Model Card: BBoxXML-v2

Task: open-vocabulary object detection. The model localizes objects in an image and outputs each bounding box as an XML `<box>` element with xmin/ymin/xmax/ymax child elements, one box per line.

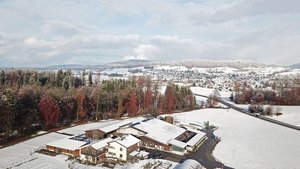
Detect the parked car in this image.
<box><xmin>254</xmin><ymin>113</ymin><xmax>260</xmax><ymax>117</ymax></box>
<box><xmin>148</xmin><ymin>152</ymin><xmax>162</xmax><ymax>159</ymax></box>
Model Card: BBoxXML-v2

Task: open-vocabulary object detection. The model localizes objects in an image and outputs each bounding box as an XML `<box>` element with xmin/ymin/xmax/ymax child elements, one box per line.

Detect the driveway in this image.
<box><xmin>186</xmin><ymin>132</ymin><xmax>234</xmax><ymax>169</ymax></box>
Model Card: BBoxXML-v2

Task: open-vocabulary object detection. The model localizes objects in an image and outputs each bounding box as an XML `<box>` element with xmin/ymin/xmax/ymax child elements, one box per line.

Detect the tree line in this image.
<box><xmin>232</xmin><ymin>80</ymin><xmax>300</xmax><ymax>105</ymax></box>
<box><xmin>0</xmin><ymin>69</ymin><xmax>196</xmax><ymax>144</ymax></box>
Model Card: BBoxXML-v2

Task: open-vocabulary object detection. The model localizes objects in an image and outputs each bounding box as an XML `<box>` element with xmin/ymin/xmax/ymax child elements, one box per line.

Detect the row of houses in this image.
<box><xmin>45</xmin><ymin>117</ymin><xmax>207</xmax><ymax>164</ymax></box>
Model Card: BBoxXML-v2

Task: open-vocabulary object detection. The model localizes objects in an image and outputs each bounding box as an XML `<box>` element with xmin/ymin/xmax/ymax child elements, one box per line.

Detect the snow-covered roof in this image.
<box><xmin>138</xmin><ymin>150</ymin><xmax>149</xmax><ymax>157</ymax></box>
<box><xmin>91</xmin><ymin>137</ymin><xmax>113</xmax><ymax>150</ymax></box>
<box><xmin>99</xmin><ymin>118</ymin><xmax>142</xmax><ymax>133</ymax></box>
<box><xmin>111</xmin><ymin>135</ymin><xmax>141</xmax><ymax>148</ymax></box>
<box><xmin>169</xmin><ymin>139</ymin><xmax>187</xmax><ymax>149</ymax></box>
<box><xmin>174</xmin><ymin>159</ymin><xmax>203</xmax><ymax>169</ymax></box>
<box><xmin>129</xmin><ymin>151</ymin><xmax>139</xmax><ymax>157</ymax></box>
<box><xmin>169</xmin><ymin>131</ymin><xmax>207</xmax><ymax>149</ymax></box>
<box><xmin>46</xmin><ymin>138</ymin><xmax>87</xmax><ymax>151</ymax></box>
<box><xmin>187</xmin><ymin>132</ymin><xmax>206</xmax><ymax>147</ymax></box>
<box><xmin>133</xmin><ymin>118</ymin><xmax>186</xmax><ymax>145</ymax></box>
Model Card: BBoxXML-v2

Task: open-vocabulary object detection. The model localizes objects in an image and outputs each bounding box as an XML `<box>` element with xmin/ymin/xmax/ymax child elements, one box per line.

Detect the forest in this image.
<box><xmin>0</xmin><ymin>69</ymin><xmax>197</xmax><ymax>144</ymax></box>
<box><xmin>232</xmin><ymin>80</ymin><xmax>300</xmax><ymax>105</ymax></box>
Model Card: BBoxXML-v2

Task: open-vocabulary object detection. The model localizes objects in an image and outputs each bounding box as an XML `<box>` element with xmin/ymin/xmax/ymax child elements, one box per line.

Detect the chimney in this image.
<box><xmin>165</xmin><ymin>116</ymin><xmax>173</xmax><ymax>124</ymax></box>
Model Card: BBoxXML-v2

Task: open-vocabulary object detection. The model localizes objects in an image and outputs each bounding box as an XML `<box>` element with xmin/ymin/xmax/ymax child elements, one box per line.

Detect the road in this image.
<box><xmin>186</xmin><ymin>131</ymin><xmax>234</xmax><ymax>169</ymax></box>
<box><xmin>141</xmin><ymin>131</ymin><xmax>234</xmax><ymax>169</ymax></box>
<box><xmin>194</xmin><ymin>93</ymin><xmax>300</xmax><ymax>131</ymax></box>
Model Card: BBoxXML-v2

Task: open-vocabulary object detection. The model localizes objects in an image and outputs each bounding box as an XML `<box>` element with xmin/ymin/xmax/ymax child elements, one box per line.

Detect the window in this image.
<box><xmin>120</xmin><ymin>148</ymin><xmax>123</xmax><ymax>151</ymax></box>
<box><xmin>108</xmin><ymin>152</ymin><xmax>116</xmax><ymax>155</ymax></box>
<box><xmin>120</xmin><ymin>154</ymin><xmax>123</xmax><ymax>158</ymax></box>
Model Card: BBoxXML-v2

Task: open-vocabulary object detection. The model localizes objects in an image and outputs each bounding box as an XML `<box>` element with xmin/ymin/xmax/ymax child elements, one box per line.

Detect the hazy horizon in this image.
<box><xmin>1</xmin><ymin>0</ymin><xmax>300</xmax><ymax>67</ymax></box>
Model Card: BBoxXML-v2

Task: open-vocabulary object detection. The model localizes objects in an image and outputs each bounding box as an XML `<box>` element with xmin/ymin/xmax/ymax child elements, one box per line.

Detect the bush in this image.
<box><xmin>263</xmin><ymin>106</ymin><xmax>273</xmax><ymax>115</ymax></box>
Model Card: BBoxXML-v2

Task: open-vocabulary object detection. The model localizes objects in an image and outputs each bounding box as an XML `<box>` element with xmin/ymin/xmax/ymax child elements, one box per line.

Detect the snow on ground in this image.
<box><xmin>269</xmin><ymin>106</ymin><xmax>300</xmax><ymax>127</ymax></box>
<box><xmin>226</xmin><ymin>103</ymin><xmax>300</xmax><ymax>127</ymax></box>
<box><xmin>191</xmin><ymin>87</ymin><xmax>232</xmax><ymax>98</ymax></box>
<box><xmin>0</xmin><ymin>132</ymin><xmax>69</xmax><ymax>169</ymax></box>
<box><xmin>114</xmin><ymin>159</ymin><xmax>178</xmax><ymax>169</ymax></box>
<box><xmin>154</xmin><ymin>65</ymin><xmax>188</xmax><ymax>71</ymax></box>
<box><xmin>171</xmin><ymin>109</ymin><xmax>300</xmax><ymax>169</ymax></box>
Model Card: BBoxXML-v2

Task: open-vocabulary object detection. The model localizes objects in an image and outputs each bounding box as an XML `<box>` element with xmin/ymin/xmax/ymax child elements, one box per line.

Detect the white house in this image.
<box><xmin>107</xmin><ymin>135</ymin><xmax>141</xmax><ymax>161</ymax></box>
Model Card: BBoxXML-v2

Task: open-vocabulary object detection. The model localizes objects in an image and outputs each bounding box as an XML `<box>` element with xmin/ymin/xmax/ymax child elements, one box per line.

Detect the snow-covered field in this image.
<box><xmin>193</xmin><ymin>87</ymin><xmax>300</xmax><ymax>127</ymax></box>
<box><xmin>190</xmin><ymin>87</ymin><xmax>232</xmax><ymax>98</ymax></box>
<box><xmin>0</xmin><ymin>132</ymin><xmax>70</xmax><ymax>169</ymax></box>
<box><xmin>172</xmin><ymin>109</ymin><xmax>300</xmax><ymax>169</ymax></box>
<box><xmin>223</xmin><ymin>103</ymin><xmax>300</xmax><ymax>127</ymax></box>
<box><xmin>269</xmin><ymin>106</ymin><xmax>300</xmax><ymax>127</ymax></box>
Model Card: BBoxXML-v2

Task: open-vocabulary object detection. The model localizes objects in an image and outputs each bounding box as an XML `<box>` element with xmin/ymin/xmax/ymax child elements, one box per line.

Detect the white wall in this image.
<box><xmin>117</xmin><ymin>127</ymin><xmax>145</xmax><ymax>136</ymax></box>
<box><xmin>107</xmin><ymin>142</ymin><xmax>127</xmax><ymax>161</ymax></box>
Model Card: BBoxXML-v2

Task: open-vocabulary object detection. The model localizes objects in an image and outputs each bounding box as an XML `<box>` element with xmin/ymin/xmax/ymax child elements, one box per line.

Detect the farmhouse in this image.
<box><xmin>45</xmin><ymin>116</ymin><xmax>207</xmax><ymax>160</ymax></box>
<box><xmin>46</xmin><ymin>138</ymin><xmax>88</xmax><ymax>157</ymax></box>
<box><xmin>116</xmin><ymin>118</ymin><xmax>207</xmax><ymax>154</ymax></box>
<box><xmin>80</xmin><ymin>137</ymin><xmax>113</xmax><ymax>164</ymax></box>
<box><xmin>107</xmin><ymin>134</ymin><xmax>141</xmax><ymax>161</ymax></box>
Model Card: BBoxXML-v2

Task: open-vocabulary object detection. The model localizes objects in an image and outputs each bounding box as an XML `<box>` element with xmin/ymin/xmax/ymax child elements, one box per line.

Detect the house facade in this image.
<box><xmin>85</xmin><ymin>129</ymin><xmax>105</xmax><ymax>140</ymax></box>
<box><xmin>80</xmin><ymin>137</ymin><xmax>113</xmax><ymax>164</ymax></box>
<box><xmin>107</xmin><ymin>135</ymin><xmax>141</xmax><ymax>161</ymax></box>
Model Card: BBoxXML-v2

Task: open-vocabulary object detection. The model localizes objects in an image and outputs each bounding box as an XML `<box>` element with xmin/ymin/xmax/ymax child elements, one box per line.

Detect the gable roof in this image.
<box><xmin>46</xmin><ymin>138</ymin><xmax>87</xmax><ymax>151</ymax></box>
<box><xmin>90</xmin><ymin>137</ymin><xmax>113</xmax><ymax>150</ymax></box>
<box><xmin>133</xmin><ymin>118</ymin><xmax>186</xmax><ymax>145</ymax></box>
<box><xmin>169</xmin><ymin>131</ymin><xmax>207</xmax><ymax>149</ymax></box>
<box><xmin>109</xmin><ymin>135</ymin><xmax>141</xmax><ymax>148</ymax></box>
<box><xmin>99</xmin><ymin>117</ymin><xmax>143</xmax><ymax>133</ymax></box>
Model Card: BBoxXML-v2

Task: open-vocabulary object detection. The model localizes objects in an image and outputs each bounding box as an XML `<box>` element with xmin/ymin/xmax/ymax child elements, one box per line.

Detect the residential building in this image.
<box><xmin>80</xmin><ymin>137</ymin><xmax>113</xmax><ymax>164</ymax></box>
<box><xmin>107</xmin><ymin>135</ymin><xmax>141</xmax><ymax>161</ymax></box>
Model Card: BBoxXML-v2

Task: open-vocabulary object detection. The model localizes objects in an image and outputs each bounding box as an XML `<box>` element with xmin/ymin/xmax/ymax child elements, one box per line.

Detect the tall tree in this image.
<box><xmin>88</xmin><ymin>71</ymin><xmax>93</xmax><ymax>86</ymax></box>
<box><xmin>59</xmin><ymin>96</ymin><xmax>77</xmax><ymax>124</ymax></box>
<box><xmin>0</xmin><ymin>89</ymin><xmax>15</xmax><ymax>143</ymax></box>
<box><xmin>164</xmin><ymin>83</ymin><xmax>175</xmax><ymax>114</ymax></box>
<box><xmin>15</xmin><ymin>86</ymin><xmax>42</xmax><ymax>135</ymax></box>
<box><xmin>144</xmin><ymin>79</ymin><xmax>153</xmax><ymax>110</ymax></box>
<box><xmin>38</xmin><ymin>95</ymin><xmax>61</xmax><ymax>129</ymax></box>
<box><xmin>128</xmin><ymin>91</ymin><xmax>138</xmax><ymax>117</ymax></box>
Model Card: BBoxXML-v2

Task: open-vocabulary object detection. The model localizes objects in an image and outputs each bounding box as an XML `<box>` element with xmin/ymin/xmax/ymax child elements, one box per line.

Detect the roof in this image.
<box><xmin>99</xmin><ymin>118</ymin><xmax>142</xmax><ymax>133</ymax></box>
<box><xmin>46</xmin><ymin>138</ymin><xmax>87</xmax><ymax>151</ymax></box>
<box><xmin>91</xmin><ymin>137</ymin><xmax>113</xmax><ymax>150</ymax></box>
<box><xmin>110</xmin><ymin>135</ymin><xmax>141</xmax><ymax>148</ymax></box>
<box><xmin>129</xmin><ymin>150</ymin><xmax>149</xmax><ymax>157</ymax></box>
<box><xmin>133</xmin><ymin>118</ymin><xmax>186</xmax><ymax>145</ymax></box>
<box><xmin>186</xmin><ymin>131</ymin><xmax>207</xmax><ymax>147</ymax></box>
<box><xmin>168</xmin><ymin>139</ymin><xmax>187</xmax><ymax>149</ymax></box>
<box><xmin>174</xmin><ymin>159</ymin><xmax>203</xmax><ymax>169</ymax></box>
<box><xmin>169</xmin><ymin>131</ymin><xmax>207</xmax><ymax>149</ymax></box>
<box><xmin>129</xmin><ymin>151</ymin><xmax>139</xmax><ymax>157</ymax></box>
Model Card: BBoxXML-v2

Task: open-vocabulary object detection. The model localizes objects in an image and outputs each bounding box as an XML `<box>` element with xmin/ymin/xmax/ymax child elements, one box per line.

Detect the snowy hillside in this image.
<box><xmin>171</xmin><ymin>109</ymin><xmax>300</xmax><ymax>169</ymax></box>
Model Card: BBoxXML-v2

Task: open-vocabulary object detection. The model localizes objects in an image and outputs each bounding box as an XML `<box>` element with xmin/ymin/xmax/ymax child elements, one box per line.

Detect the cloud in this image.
<box><xmin>0</xmin><ymin>0</ymin><xmax>300</xmax><ymax>66</ymax></box>
<box><xmin>124</xmin><ymin>44</ymin><xmax>160</xmax><ymax>60</ymax></box>
<box><xmin>41</xmin><ymin>21</ymin><xmax>85</xmax><ymax>37</ymax></box>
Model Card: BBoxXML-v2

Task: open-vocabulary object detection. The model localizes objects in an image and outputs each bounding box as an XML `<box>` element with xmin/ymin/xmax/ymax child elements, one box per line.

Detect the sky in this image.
<box><xmin>0</xmin><ymin>0</ymin><xmax>300</xmax><ymax>67</ymax></box>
